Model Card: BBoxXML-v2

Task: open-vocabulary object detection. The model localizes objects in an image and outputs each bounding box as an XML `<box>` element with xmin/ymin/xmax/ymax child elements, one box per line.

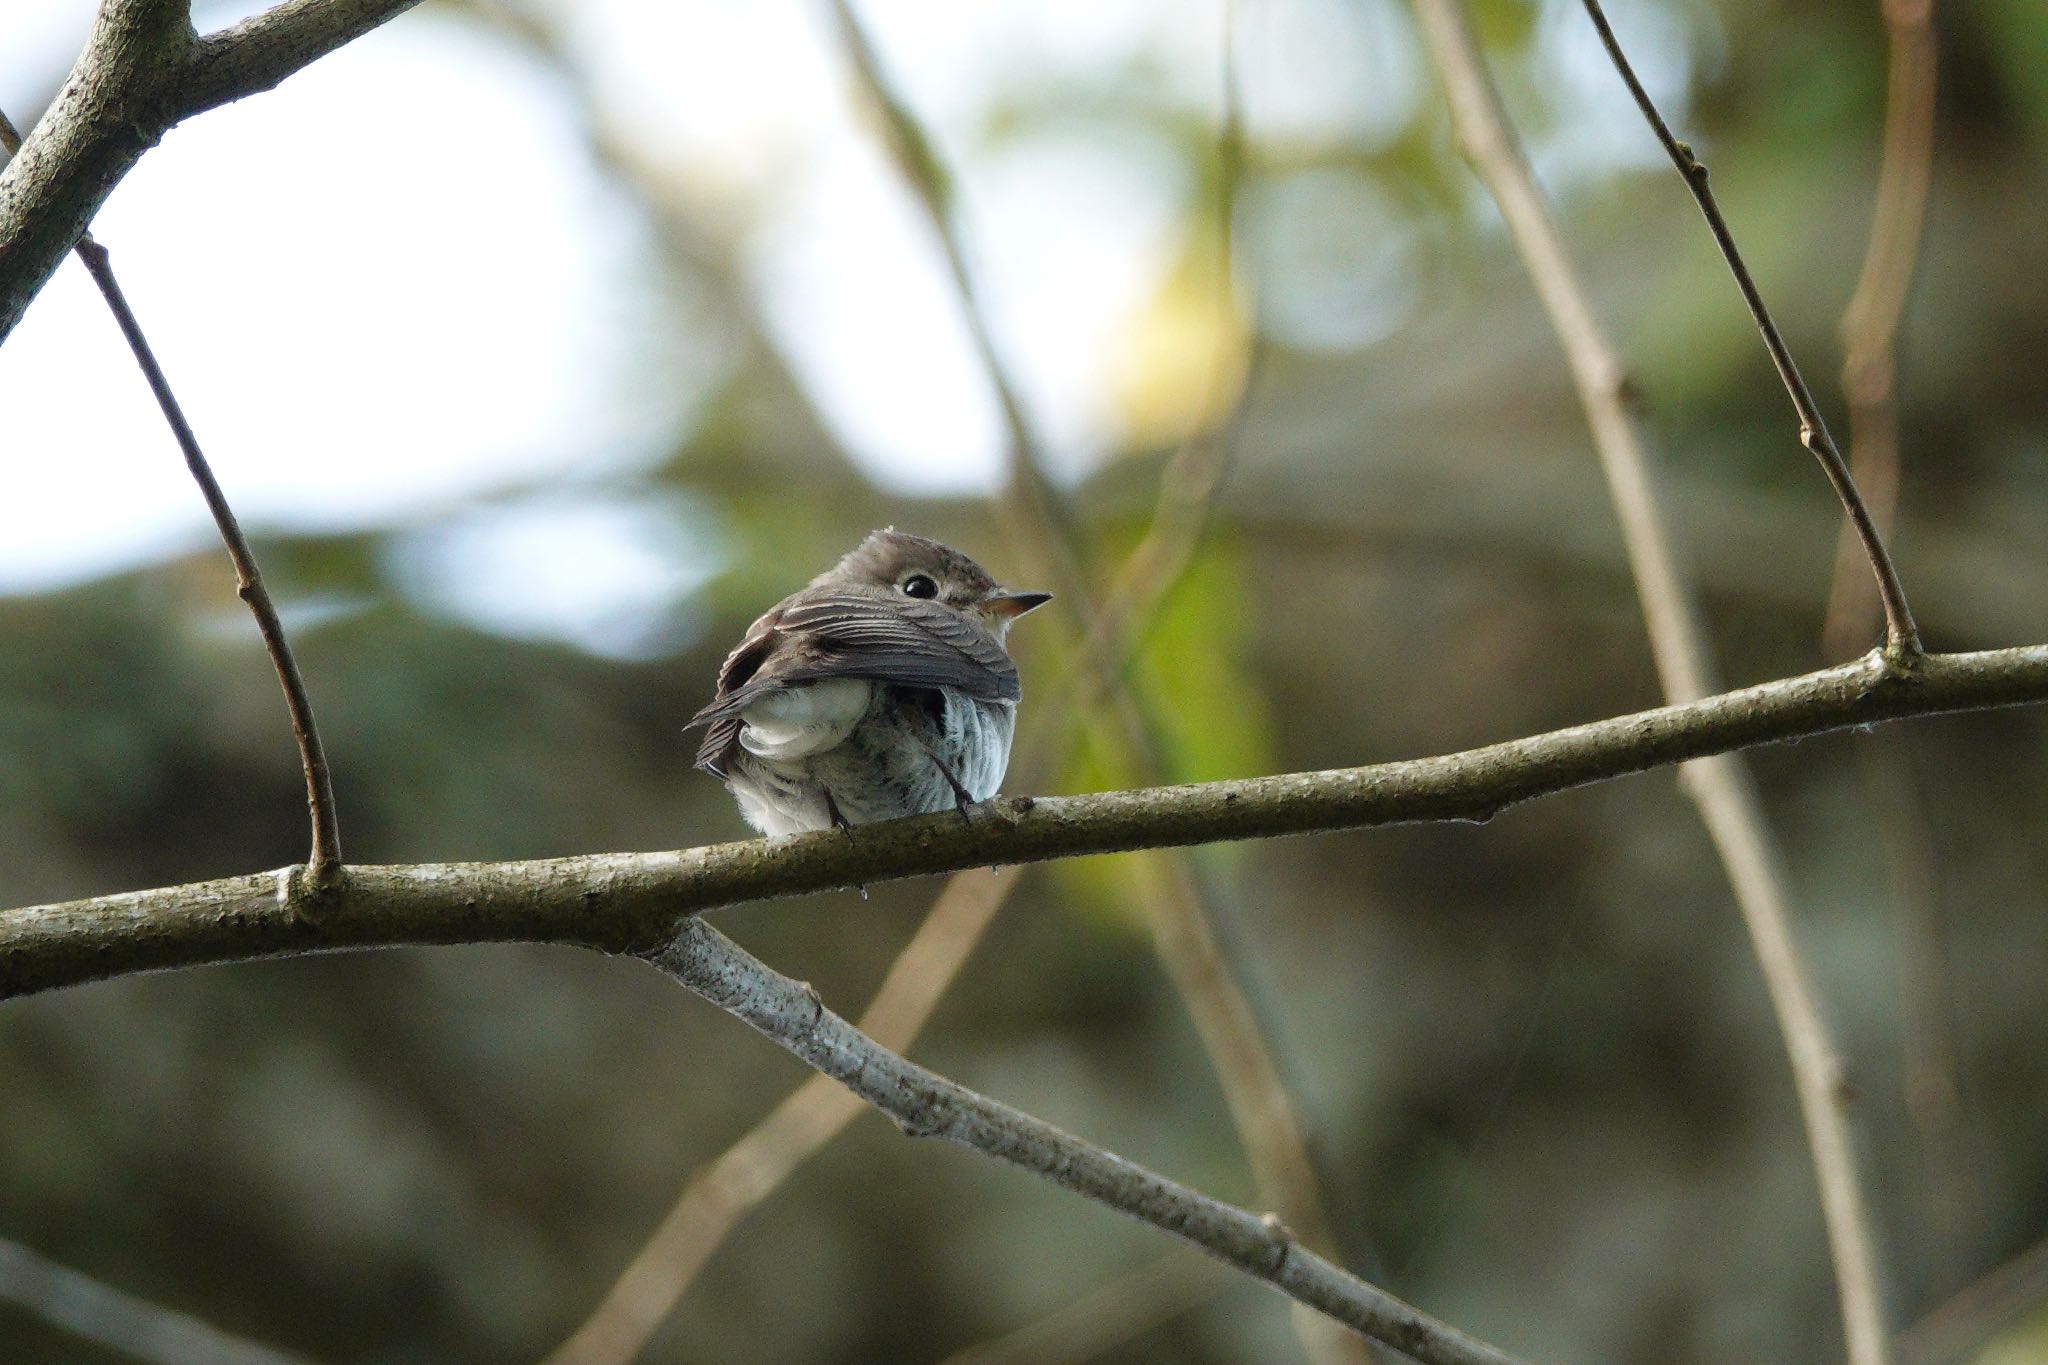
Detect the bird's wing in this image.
<box><xmin>686</xmin><ymin>590</ymin><xmax>1018</xmax><ymax>775</ymax></box>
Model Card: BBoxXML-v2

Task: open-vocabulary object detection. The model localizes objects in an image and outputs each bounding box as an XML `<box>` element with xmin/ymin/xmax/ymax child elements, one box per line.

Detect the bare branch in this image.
<box><xmin>543</xmin><ymin>867</ymin><xmax>1013</xmax><ymax>1365</ymax></box>
<box><xmin>0</xmin><ymin>0</ymin><xmax>194</xmax><ymax>343</ymax></box>
<box><xmin>3</xmin><ymin>645</ymin><xmax>2046</xmax><ymax>1002</ymax></box>
<box><xmin>0</xmin><ymin>1232</ymin><xmax>309</xmax><ymax>1365</ymax></box>
<box><xmin>180</xmin><ymin>0</ymin><xmax>426</xmax><ymax>115</ymax></box>
<box><xmin>0</xmin><ymin>109</ymin><xmax>343</xmax><ymax>880</ymax></box>
<box><xmin>650</xmin><ymin>918</ymin><xmax>1525</xmax><ymax>1365</ymax></box>
<box><xmin>0</xmin><ymin>0</ymin><xmax>421</xmax><ymax>344</ymax></box>
<box><xmin>1575</xmin><ymin>0</ymin><xmax>1921</xmax><ymax>658</ymax></box>
<box><xmin>75</xmin><ymin>241</ymin><xmax>343</xmax><ymax>880</ymax></box>
<box><xmin>1408</xmin><ymin>3</ymin><xmax>1898</xmax><ymax>1359</ymax></box>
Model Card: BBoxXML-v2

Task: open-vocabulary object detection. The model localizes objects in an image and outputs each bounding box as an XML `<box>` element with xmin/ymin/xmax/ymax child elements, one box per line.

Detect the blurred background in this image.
<box><xmin>3</xmin><ymin>0</ymin><xmax>2046</xmax><ymax>1360</ymax></box>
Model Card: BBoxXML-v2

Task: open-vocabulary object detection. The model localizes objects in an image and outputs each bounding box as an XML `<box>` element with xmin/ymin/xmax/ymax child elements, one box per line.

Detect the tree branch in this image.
<box><xmin>4</xmin><ymin>645</ymin><xmax>2045</xmax><ymax>1001</ymax></box>
<box><xmin>179</xmin><ymin>0</ymin><xmax>425</xmax><ymax>116</ymax></box>
<box><xmin>544</xmin><ymin>868</ymin><xmax>1016</xmax><ymax>1365</ymax></box>
<box><xmin>1575</xmin><ymin>0</ymin><xmax>1921</xmax><ymax>658</ymax></box>
<box><xmin>0</xmin><ymin>0</ymin><xmax>422</xmax><ymax>344</ymax></box>
<box><xmin>72</xmin><ymin>234</ymin><xmax>344</xmax><ymax>881</ymax></box>
<box><xmin>649</xmin><ymin>918</ymin><xmax>1524</xmax><ymax>1365</ymax></box>
<box><xmin>0</xmin><ymin>1232</ymin><xmax>309</xmax><ymax>1365</ymax></box>
<box><xmin>1410</xmin><ymin>3</ymin><xmax>1898</xmax><ymax>1359</ymax></box>
<box><xmin>0</xmin><ymin>107</ymin><xmax>344</xmax><ymax>880</ymax></box>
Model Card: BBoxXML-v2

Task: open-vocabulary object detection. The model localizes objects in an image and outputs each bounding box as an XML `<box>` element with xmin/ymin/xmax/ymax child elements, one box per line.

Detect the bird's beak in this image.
<box><xmin>982</xmin><ymin>590</ymin><xmax>1052</xmax><ymax>619</ymax></box>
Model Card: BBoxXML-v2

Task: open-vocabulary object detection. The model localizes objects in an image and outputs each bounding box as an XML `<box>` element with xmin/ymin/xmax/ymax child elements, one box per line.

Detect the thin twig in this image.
<box><xmin>650</xmin><ymin>918</ymin><xmax>1526</xmax><ymax>1365</ymax></box>
<box><xmin>1408</xmin><ymin>2</ymin><xmax>1893</xmax><ymax>1360</ymax></box>
<box><xmin>0</xmin><ymin>1233</ymin><xmax>311</xmax><ymax>1365</ymax></box>
<box><xmin>5</xmin><ymin>644</ymin><xmax>2047</xmax><ymax>1002</ymax></box>
<box><xmin>0</xmin><ymin>111</ymin><xmax>342</xmax><ymax>885</ymax></box>
<box><xmin>1575</xmin><ymin>0</ymin><xmax>1921</xmax><ymax>660</ymax></box>
<box><xmin>816</xmin><ymin>8</ymin><xmax>1364</xmax><ymax>1361</ymax></box>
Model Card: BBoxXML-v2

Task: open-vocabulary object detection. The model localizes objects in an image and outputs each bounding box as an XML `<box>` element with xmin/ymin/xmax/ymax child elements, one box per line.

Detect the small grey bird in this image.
<box><xmin>687</xmin><ymin>530</ymin><xmax>1050</xmax><ymax>837</ymax></box>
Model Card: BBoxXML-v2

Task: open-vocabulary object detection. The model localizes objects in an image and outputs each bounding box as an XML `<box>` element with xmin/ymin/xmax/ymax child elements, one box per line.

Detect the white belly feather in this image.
<box><xmin>725</xmin><ymin>681</ymin><xmax>1017</xmax><ymax>837</ymax></box>
<box><xmin>737</xmin><ymin>677</ymin><xmax>874</xmax><ymax>761</ymax></box>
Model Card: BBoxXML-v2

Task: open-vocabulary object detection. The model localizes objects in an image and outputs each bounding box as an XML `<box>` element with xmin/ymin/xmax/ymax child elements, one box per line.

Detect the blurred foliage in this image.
<box><xmin>5</xmin><ymin>0</ymin><xmax>2048</xmax><ymax>1363</ymax></box>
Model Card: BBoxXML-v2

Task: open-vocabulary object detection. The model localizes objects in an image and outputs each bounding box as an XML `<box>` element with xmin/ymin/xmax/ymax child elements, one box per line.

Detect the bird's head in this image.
<box><xmin>821</xmin><ymin>529</ymin><xmax>1051</xmax><ymax>637</ymax></box>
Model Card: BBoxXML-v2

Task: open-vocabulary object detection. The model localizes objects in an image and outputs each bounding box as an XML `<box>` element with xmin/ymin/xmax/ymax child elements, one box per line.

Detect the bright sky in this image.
<box><xmin>0</xmin><ymin>0</ymin><xmax>1692</xmax><ymax>655</ymax></box>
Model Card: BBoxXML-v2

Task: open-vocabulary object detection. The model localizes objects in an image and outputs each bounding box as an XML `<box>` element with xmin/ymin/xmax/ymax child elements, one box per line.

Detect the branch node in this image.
<box><xmin>274</xmin><ymin>863</ymin><xmax>326</xmax><ymax>926</ymax></box>
<box><xmin>1262</xmin><ymin>1211</ymin><xmax>1297</xmax><ymax>1272</ymax></box>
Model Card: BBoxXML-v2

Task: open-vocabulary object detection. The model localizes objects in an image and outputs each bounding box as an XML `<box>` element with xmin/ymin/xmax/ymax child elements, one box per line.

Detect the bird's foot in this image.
<box><xmin>823</xmin><ymin>789</ymin><xmax>867</xmax><ymax>899</ymax></box>
<box><xmin>919</xmin><ymin>743</ymin><xmax>977</xmax><ymax>825</ymax></box>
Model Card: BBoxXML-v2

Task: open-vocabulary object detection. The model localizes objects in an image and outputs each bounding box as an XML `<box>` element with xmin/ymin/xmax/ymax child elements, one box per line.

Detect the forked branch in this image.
<box><xmin>0</xmin><ymin>0</ymin><xmax>425</xmax><ymax>343</ymax></box>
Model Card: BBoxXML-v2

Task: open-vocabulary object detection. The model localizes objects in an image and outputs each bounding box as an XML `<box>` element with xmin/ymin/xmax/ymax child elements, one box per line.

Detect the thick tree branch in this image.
<box><xmin>179</xmin><ymin>0</ymin><xmax>425</xmax><ymax>116</ymax></box>
<box><xmin>3</xmin><ymin>645</ymin><xmax>2045</xmax><ymax>1001</ymax></box>
<box><xmin>649</xmin><ymin>918</ymin><xmax>1523</xmax><ymax>1365</ymax></box>
<box><xmin>0</xmin><ymin>0</ymin><xmax>193</xmax><ymax>343</ymax></box>
<box><xmin>0</xmin><ymin>0</ymin><xmax>422</xmax><ymax>344</ymax></box>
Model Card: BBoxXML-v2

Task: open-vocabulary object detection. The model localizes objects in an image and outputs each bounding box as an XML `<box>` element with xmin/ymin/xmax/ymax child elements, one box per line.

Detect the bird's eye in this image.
<box><xmin>900</xmin><ymin>574</ymin><xmax>939</xmax><ymax>599</ymax></box>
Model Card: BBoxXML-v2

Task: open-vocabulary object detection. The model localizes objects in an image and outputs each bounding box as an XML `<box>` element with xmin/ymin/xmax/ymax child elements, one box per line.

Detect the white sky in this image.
<box><xmin>0</xmin><ymin>0</ymin><xmax>1694</xmax><ymax>654</ymax></box>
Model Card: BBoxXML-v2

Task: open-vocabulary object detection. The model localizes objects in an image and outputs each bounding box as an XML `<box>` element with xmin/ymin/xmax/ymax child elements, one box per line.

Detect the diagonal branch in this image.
<box><xmin>179</xmin><ymin>0</ymin><xmax>425</xmax><ymax>115</ymax></box>
<box><xmin>3</xmin><ymin>644</ymin><xmax>2046</xmax><ymax>1002</ymax></box>
<box><xmin>1408</xmin><ymin>2</ymin><xmax>1896</xmax><ymax>1359</ymax></box>
<box><xmin>0</xmin><ymin>1233</ymin><xmax>309</xmax><ymax>1365</ymax></box>
<box><xmin>544</xmin><ymin>868</ymin><xmax>1017</xmax><ymax>1365</ymax></box>
<box><xmin>0</xmin><ymin>110</ymin><xmax>342</xmax><ymax>881</ymax></box>
<box><xmin>0</xmin><ymin>0</ymin><xmax>423</xmax><ymax>345</ymax></box>
<box><xmin>76</xmin><ymin>237</ymin><xmax>344</xmax><ymax>881</ymax></box>
<box><xmin>1575</xmin><ymin>0</ymin><xmax>1921</xmax><ymax>659</ymax></box>
<box><xmin>649</xmin><ymin>918</ymin><xmax>1524</xmax><ymax>1365</ymax></box>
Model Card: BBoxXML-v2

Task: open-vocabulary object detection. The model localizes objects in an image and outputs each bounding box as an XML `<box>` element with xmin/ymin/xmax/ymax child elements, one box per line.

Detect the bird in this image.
<box><xmin>686</xmin><ymin>529</ymin><xmax>1050</xmax><ymax>838</ymax></box>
